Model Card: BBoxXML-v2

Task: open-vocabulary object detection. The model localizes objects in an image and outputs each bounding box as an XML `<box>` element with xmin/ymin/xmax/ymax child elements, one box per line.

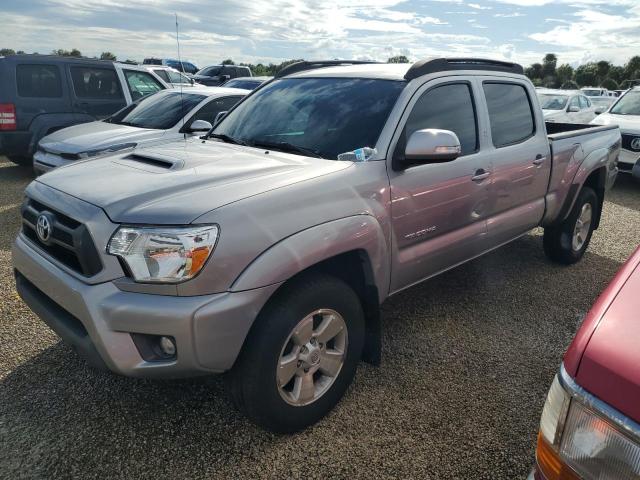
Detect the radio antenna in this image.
<box><xmin>175</xmin><ymin>13</ymin><xmax>186</xmax><ymax>141</ymax></box>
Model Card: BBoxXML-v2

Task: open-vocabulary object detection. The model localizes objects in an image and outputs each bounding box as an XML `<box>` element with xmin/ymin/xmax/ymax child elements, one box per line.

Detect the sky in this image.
<box><xmin>2</xmin><ymin>0</ymin><xmax>640</xmax><ymax>69</ymax></box>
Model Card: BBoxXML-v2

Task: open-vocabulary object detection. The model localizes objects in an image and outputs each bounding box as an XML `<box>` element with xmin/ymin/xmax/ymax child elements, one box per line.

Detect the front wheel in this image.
<box><xmin>543</xmin><ymin>186</ymin><xmax>598</xmax><ymax>264</ymax></box>
<box><xmin>7</xmin><ymin>155</ymin><xmax>31</xmax><ymax>167</ymax></box>
<box><xmin>226</xmin><ymin>274</ymin><xmax>365</xmax><ymax>433</ymax></box>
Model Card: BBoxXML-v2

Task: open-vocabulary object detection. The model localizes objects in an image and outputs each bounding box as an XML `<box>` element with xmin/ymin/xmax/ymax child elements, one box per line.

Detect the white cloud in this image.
<box><xmin>468</xmin><ymin>3</ymin><xmax>492</xmax><ymax>9</ymax></box>
<box><xmin>494</xmin><ymin>12</ymin><xmax>525</xmax><ymax>17</ymax></box>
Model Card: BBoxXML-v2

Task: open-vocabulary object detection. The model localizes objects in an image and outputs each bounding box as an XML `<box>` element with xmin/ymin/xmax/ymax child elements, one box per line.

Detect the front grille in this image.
<box><xmin>621</xmin><ymin>134</ymin><xmax>640</xmax><ymax>152</ymax></box>
<box><xmin>21</xmin><ymin>198</ymin><xmax>102</xmax><ymax>276</ymax></box>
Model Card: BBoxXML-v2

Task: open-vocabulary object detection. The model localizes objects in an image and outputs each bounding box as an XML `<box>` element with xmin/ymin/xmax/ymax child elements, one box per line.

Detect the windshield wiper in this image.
<box><xmin>208</xmin><ymin>133</ymin><xmax>248</xmax><ymax>146</ymax></box>
<box><xmin>251</xmin><ymin>140</ymin><xmax>325</xmax><ymax>159</ymax></box>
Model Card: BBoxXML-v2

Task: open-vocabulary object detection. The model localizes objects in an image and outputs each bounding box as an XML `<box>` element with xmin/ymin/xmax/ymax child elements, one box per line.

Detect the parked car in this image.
<box><xmin>529</xmin><ymin>245</ymin><xmax>640</xmax><ymax>480</ymax></box>
<box><xmin>589</xmin><ymin>96</ymin><xmax>615</xmax><ymax>115</ymax></box>
<box><xmin>538</xmin><ymin>89</ymin><xmax>597</xmax><ymax>124</ymax></box>
<box><xmin>191</xmin><ymin>64</ymin><xmax>252</xmax><ymax>86</ymax></box>
<box><xmin>33</xmin><ymin>87</ymin><xmax>248</xmax><ymax>174</ymax></box>
<box><xmin>146</xmin><ymin>66</ymin><xmax>200</xmax><ymax>88</ymax></box>
<box><xmin>590</xmin><ymin>87</ymin><xmax>640</xmax><ymax>179</ymax></box>
<box><xmin>581</xmin><ymin>87</ymin><xmax>615</xmax><ymax>98</ymax></box>
<box><xmin>13</xmin><ymin>58</ymin><xmax>620</xmax><ymax>433</ymax></box>
<box><xmin>142</xmin><ymin>58</ymin><xmax>199</xmax><ymax>75</ymax></box>
<box><xmin>222</xmin><ymin>76</ymin><xmax>272</xmax><ymax>90</ymax></box>
<box><xmin>0</xmin><ymin>55</ymin><xmax>169</xmax><ymax>166</ymax></box>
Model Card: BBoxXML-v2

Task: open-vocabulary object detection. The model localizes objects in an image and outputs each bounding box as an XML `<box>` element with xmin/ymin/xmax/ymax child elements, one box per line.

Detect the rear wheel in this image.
<box><xmin>226</xmin><ymin>274</ymin><xmax>365</xmax><ymax>433</ymax></box>
<box><xmin>543</xmin><ymin>186</ymin><xmax>598</xmax><ymax>264</ymax></box>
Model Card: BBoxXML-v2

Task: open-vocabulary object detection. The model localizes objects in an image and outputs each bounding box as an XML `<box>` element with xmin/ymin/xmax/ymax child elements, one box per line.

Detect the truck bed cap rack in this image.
<box><xmin>404</xmin><ymin>58</ymin><xmax>524</xmax><ymax>80</ymax></box>
<box><xmin>275</xmin><ymin>60</ymin><xmax>382</xmax><ymax>78</ymax></box>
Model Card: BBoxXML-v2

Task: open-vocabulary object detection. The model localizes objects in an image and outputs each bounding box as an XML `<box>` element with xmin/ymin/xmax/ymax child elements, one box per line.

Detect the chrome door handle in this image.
<box><xmin>471</xmin><ymin>170</ymin><xmax>491</xmax><ymax>182</ymax></box>
<box><xmin>533</xmin><ymin>155</ymin><xmax>547</xmax><ymax>166</ymax></box>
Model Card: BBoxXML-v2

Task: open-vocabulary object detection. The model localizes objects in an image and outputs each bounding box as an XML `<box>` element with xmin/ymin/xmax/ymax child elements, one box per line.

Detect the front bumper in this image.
<box><xmin>13</xmin><ymin>234</ymin><xmax>280</xmax><ymax>377</ymax></box>
<box><xmin>33</xmin><ymin>148</ymin><xmax>73</xmax><ymax>175</ymax></box>
<box><xmin>0</xmin><ymin>131</ymin><xmax>32</xmax><ymax>157</ymax></box>
<box><xmin>618</xmin><ymin>149</ymin><xmax>640</xmax><ymax>179</ymax></box>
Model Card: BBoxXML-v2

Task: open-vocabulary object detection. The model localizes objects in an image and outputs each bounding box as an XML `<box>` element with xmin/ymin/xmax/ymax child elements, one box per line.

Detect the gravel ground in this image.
<box><xmin>1</xmin><ymin>155</ymin><xmax>639</xmax><ymax>479</ymax></box>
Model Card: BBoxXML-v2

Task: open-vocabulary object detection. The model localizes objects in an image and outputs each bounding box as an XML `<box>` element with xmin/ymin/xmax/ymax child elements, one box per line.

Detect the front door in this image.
<box><xmin>388</xmin><ymin>80</ymin><xmax>492</xmax><ymax>293</ymax></box>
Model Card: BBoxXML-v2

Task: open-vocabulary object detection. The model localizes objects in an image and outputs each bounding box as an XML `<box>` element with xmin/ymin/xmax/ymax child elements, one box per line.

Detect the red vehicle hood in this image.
<box><xmin>564</xmin><ymin>246</ymin><xmax>640</xmax><ymax>424</ymax></box>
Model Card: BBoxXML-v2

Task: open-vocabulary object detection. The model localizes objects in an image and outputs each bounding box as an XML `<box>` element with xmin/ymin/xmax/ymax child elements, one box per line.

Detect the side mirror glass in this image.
<box><xmin>568</xmin><ymin>105</ymin><xmax>580</xmax><ymax>113</ymax></box>
<box><xmin>189</xmin><ymin>119</ymin><xmax>213</xmax><ymax>132</ymax></box>
<box><xmin>214</xmin><ymin>111</ymin><xmax>228</xmax><ymax>125</ymax></box>
<box><xmin>403</xmin><ymin>129</ymin><xmax>461</xmax><ymax>165</ymax></box>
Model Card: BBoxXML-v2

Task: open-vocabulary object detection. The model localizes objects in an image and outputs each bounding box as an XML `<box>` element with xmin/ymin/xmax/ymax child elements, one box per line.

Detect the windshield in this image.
<box><xmin>610</xmin><ymin>90</ymin><xmax>640</xmax><ymax>115</ymax></box>
<box><xmin>223</xmin><ymin>79</ymin><xmax>262</xmax><ymax>90</ymax></box>
<box><xmin>582</xmin><ymin>89</ymin><xmax>602</xmax><ymax>97</ymax></box>
<box><xmin>539</xmin><ymin>94</ymin><xmax>568</xmax><ymax>110</ymax></box>
<box><xmin>197</xmin><ymin>66</ymin><xmax>222</xmax><ymax>77</ymax></box>
<box><xmin>113</xmin><ymin>92</ymin><xmax>206</xmax><ymax>129</ymax></box>
<box><xmin>212</xmin><ymin>78</ymin><xmax>405</xmax><ymax>159</ymax></box>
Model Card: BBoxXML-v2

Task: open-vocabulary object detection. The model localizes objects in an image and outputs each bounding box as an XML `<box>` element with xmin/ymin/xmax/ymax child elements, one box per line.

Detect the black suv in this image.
<box><xmin>191</xmin><ymin>64</ymin><xmax>252</xmax><ymax>86</ymax></box>
<box><xmin>0</xmin><ymin>55</ymin><xmax>167</xmax><ymax>166</ymax></box>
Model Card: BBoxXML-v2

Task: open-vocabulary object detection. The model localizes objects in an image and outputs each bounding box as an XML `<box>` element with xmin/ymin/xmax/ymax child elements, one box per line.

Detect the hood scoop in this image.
<box><xmin>113</xmin><ymin>153</ymin><xmax>184</xmax><ymax>172</ymax></box>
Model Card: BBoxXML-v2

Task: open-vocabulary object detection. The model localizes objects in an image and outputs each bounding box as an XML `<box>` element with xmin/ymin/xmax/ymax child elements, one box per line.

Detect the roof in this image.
<box><xmin>537</xmin><ymin>88</ymin><xmax>581</xmax><ymax>95</ymax></box>
<box><xmin>228</xmin><ymin>76</ymin><xmax>271</xmax><ymax>81</ymax></box>
<box><xmin>155</xmin><ymin>86</ymin><xmax>250</xmax><ymax>97</ymax></box>
<box><xmin>288</xmin><ymin>63</ymin><xmax>411</xmax><ymax>81</ymax></box>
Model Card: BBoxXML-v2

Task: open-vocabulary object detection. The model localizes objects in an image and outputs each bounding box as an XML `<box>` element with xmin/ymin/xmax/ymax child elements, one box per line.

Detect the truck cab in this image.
<box><xmin>12</xmin><ymin>58</ymin><xmax>620</xmax><ymax>433</ymax></box>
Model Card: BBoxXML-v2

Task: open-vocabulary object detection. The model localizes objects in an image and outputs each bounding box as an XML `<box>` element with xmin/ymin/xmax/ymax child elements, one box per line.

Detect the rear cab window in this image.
<box><xmin>483</xmin><ymin>82</ymin><xmax>535</xmax><ymax>147</ymax></box>
<box><xmin>16</xmin><ymin>64</ymin><xmax>63</xmax><ymax>98</ymax></box>
<box><xmin>70</xmin><ymin>66</ymin><xmax>123</xmax><ymax>99</ymax></box>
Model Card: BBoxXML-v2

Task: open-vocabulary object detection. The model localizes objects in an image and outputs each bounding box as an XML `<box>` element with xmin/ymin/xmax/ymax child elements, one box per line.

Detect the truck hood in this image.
<box><xmin>590</xmin><ymin>113</ymin><xmax>640</xmax><ymax>133</ymax></box>
<box><xmin>573</xmin><ymin>247</ymin><xmax>640</xmax><ymax>424</ymax></box>
<box><xmin>39</xmin><ymin>121</ymin><xmax>164</xmax><ymax>155</ymax></box>
<box><xmin>36</xmin><ymin>138</ymin><xmax>351</xmax><ymax>224</ymax></box>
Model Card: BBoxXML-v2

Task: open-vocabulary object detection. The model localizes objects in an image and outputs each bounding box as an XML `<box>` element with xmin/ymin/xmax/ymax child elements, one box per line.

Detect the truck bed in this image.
<box><xmin>543</xmin><ymin>121</ymin><xmax>620</xmax><ymax>226</ymax></box>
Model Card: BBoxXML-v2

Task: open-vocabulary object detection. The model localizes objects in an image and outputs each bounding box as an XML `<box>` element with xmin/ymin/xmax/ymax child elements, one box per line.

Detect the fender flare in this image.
<box><xmin>27</xmin><ymin>113</ymin><xmax>86</xmax><ymax>156</ymax></box>
<box><xmin>230</xmin><ymin>215</ymin><xmax>390</xmax><ymax>297</ymax></box>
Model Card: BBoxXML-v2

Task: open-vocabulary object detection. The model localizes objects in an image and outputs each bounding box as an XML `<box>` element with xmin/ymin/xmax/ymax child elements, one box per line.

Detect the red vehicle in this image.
<box><xmin>531</xmin><ymin>246</ymin><xmax>640</xmax><ymax>480</ymax></box>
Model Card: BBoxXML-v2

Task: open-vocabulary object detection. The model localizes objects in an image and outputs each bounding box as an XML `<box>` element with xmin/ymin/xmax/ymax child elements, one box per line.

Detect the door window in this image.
<box><xmin>483</xmin><ymin>82</ymin><xmax>534</xmax><ymax>147</ymax></box>
<box><xmin>123</xmin><ymin>70</ymin><xmax>164</xmax><ymax>101</ymax></box>
<box><xmin>16</xmin><ymin>64</ymin><xmax>63</xmax><ymax>97</ymax></box>
<box><xmin>70</xmin><ymin>67</ymin><xmax>123</xmax><ymax>99</ymax></box>
<box><xmin>399</xmin><ymin>82</ymin><xmax>478</xmax><ymax>157</ymax></box>
<box><xmin>568</xmin><ymin>96</ymin><xmax>580</xmax><ymax>111</ymax></box>
<box><xmin>579</xmin><ymin>96</ymin><xmax>590</xmax><ymax>108</ymax></box>
<box><xmin>188</xmin><ymin>96</ymin><xmax>242</xmax><ymax>127</ymax></box>
<box><xmin>153</xmin><ymin>69</ymin><xmax>170</xmax><ymax>82</ymax></box>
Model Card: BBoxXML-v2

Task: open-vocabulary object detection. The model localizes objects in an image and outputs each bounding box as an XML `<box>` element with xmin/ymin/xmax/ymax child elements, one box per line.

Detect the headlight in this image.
<box><xmin>78</xmin><ymin>142</ymin><xmax>136</xmax><ymax>159</ymax></box>
<box><xmin>107</xmin><ymin>225</ymin><xmax>219</xmax><ymax>283</ymax></box>
<box><xmin>536</xmin><ymin>370</ymin><xmax>640</xmax><ymax>480</ymax></box>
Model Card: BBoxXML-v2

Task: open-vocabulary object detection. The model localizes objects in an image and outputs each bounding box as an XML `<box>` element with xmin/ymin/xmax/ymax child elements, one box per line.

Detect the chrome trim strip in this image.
<box><xmin>559</xmin><ymin>364</ymin><xmax>640</xmax><ymax>442</ymax></box>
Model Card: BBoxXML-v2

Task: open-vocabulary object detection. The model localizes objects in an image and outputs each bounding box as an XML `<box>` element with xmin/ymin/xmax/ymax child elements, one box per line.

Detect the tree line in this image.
<box><xmin>2</xmin><ymin>48</ymin><xmax>639</xmax><ymax>89</ymax></box>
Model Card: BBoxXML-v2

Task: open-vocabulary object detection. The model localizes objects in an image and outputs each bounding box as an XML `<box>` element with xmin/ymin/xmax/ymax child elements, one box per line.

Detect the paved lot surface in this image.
<box><xmin>1</xmin><ymin>155</ymin><xmax>639</xmax><ymax>479</ymax></box>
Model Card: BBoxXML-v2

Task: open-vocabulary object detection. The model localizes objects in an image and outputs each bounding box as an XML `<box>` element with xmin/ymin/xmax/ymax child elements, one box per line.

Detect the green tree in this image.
<box><xmin>624</xmin><ymin>56</ymin><xmax>640</xmax><ymax>80</ymax></box>
<box><xmin>556</xmin><ymin>64</ymin><xmax>574</xmax><ymax>85</ymax></box>
<box><xmin>561</xmin><ymin>80</ymin><xmax>579</xmax><ymax>90</ymax></box>
<box><xmin>542</xmin><ymin>53</ymin><xmax>557</xmax><ymax>78</ymax></box>
<box><xmin>51</xmin><ymin>48</ymin><xmax>82</xmax><ymax>57</ymax></box>
<box><xmin>100</xmin><ymin>51</ymin><xmax>117</xmax><ymax>61</ymax></box>
<box><xmin>608</xmin><ymin>66</ymin><xmax>625</xmax><ymax>83</ymax></box>
<box><xmin>575</xmin><ymin>63</ymin><xmax>598</xmax><ymax>87</ymax></box>
<box><xmin>387</xmin><ymin>55</ymin><xmax>410</xmax><ymax>63</ymax></box>
<box><xmin>0</xmin><ymin>48</ymin><xmax>16</xmax><ymax>56</ymax></box>
<box><xmin>596</xmin><ymin>60</ymin><xmax>611</xmax><ymax>81</ymax></box>
<box><xmin>221</xmin><ymin>58</ymin><xmax>235</xmax><ymax>65</ymax></box>
<box><xmin>600</xmin><ymin>78</ymin><xmax>618</xmax><ymax>90</ymax></box>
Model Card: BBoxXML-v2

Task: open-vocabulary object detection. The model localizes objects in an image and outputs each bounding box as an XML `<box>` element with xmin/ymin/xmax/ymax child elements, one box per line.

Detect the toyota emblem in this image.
<box><xmin>36</xmin><ymin>214</ymin><xmax>52</xmax><ymax>243</ymax></box>
<box><xmin>631</xmin><ymin>137</ymin><xmax>640</xmax><ymax>151</ymax></box>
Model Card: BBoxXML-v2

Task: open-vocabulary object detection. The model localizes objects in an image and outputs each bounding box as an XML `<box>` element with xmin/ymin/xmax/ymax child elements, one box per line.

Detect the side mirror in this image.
<box><xmin>403</xmin><ymin>129</ymin><xmax>461</xmax><ymax>165</ymax></box>
<box><xmin>594</xmin><ymin>109</ymin><xmax>603</xmax><ymax>115</ymax></box>
<box><xmin>220</xmin><ymin>75</ymin><xmax>230</xmax><ymax>82</ymax></box>
<box><xmin>189</xmin><ymin>77</ymin><xmax>195</xmax><ymax>85</ymax></box>
<box><xmin>189</xmin><ymin>119</ymin><xmax>213</xmax><ymax>132</ymax></box>
<box><xmin>568</xmin><ymin>105</ymin><xmax>580</xmax><ymax>113</ymax></box>
<box><xmin>214</xmin><ymin>111</ymin><xmax>228</xmax><ymax>125</ymax></box>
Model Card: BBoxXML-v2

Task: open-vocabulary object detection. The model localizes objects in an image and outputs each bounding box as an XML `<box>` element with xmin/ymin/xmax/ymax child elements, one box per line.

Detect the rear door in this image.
<box><xmin>388</xmin><ymin>78</ymin><xmax>492</xmax><ymax>292</ymax></box>
<box><xmin>480</xmin><ymin>79</ymin><xmax>550</xmax><ymax>246</ymax></box>
<box><xmin>67</xmin><ymin>63</ymin><xmax>126</xmax><ymax>119</ymax></box>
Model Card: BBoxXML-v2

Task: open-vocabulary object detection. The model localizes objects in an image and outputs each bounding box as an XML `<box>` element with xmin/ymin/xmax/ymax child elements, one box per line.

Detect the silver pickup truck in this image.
<box><xmin>13</xmin><ymin>58</ymin><xmax>620</xmax><ymax>433</ymax></box>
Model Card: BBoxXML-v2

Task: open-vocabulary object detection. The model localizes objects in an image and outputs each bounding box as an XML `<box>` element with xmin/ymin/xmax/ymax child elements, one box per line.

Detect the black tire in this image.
<box><xmin>7</xmin><ymin>155</ymin><xmax>31</xmax><ymax>167</ymax></box>
<box><xmin>226</xmin><ymin>273</ymin><xmax>365</xmax><ymax>433</ymax></box>
<box><xmin>543</xmin><ymin>186</ymin><xmax>598</xmax><ymax>265</ymax></box>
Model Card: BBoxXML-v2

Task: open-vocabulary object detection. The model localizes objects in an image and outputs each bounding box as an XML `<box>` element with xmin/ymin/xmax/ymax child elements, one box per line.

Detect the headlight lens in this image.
<box><xmin>78</xmin><ymin>142</ymin><xmax>136</xmax><ymax>159</ymax></box>
<box><xmin>560</xmin><ymin>401</ymin><xmax>640</xmax><ymax>480</ymax></box>
<box><xmin>107</xmin><ymin>225</ymin><xmax>218</xmax><ymax>283</ymax></box>
<box><xmin>536</xmin><ymin>372</ymin><xmax>640</xmax><ymax>480</ymax></box>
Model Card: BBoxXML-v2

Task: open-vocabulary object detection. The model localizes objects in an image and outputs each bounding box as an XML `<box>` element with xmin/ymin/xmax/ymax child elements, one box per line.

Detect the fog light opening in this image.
<box><xmin>159</xmin><ymin>336</ymin><xmax>176</xmax><ymax>357</ymax></box>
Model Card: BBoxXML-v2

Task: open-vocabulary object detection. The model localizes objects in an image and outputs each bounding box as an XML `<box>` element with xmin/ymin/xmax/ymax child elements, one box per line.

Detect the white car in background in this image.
<box><xmin>146</xmin><ymin>66</ymin><xmax>203</xmax><ymax>88</ymax></box>
<box><xmin>581</xmin><ymin>87</ymin><xmax>615</xmax><ymax>97</ymax></box>
<box><xmin>537</xmin><ymin>89</ymin><xmax>597</xmax><ymax>124</ymax></box>
<box><xmin>591</xmin><ymin>87</ymin><xmax>640</xmax><ymax>179</ymax></box>
<box><xmin>590</xmin><ymin>96</ymin><xmax>616</xmax><ymax>115</ymax></box>
<box><xmin>33</xmin><ymin>87</ymin><xmax>248</xmax><ymax>174</ymax></box>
